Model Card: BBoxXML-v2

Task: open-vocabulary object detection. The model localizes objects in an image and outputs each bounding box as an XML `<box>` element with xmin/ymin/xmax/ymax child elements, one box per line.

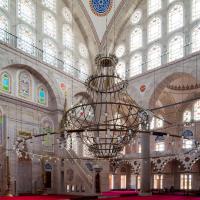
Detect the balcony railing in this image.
<box><xmin>0</xmin><ymin>28</ymin><xmax>89</xmax><ymax>82</ymax></box>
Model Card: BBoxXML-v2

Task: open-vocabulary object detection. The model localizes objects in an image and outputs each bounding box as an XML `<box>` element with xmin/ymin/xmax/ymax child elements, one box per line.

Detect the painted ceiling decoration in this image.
<box><xmin>89</xmin><ymin>0</ymin><xmax>113</xmax><ymax>16</ymax></box>
<box><xmin>80</xmin><ymin>0</ymin><xmax>123</xmax><ymax>44</ymax></box>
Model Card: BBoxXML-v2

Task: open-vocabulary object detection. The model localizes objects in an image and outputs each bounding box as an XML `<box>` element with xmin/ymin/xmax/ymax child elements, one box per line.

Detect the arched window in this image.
<box><xmin>18</xmin><ymin>71</ymin><xmax>32</xmax><ymax>99</ymax></box>
<box><xmin>63</xmin><ymin>7</ymin><xmax>72</xmax><ymax>23</ymax></box>
<box><xmin>17</xmin><ymin>24</ymin><xmax>35</xmax><ymax>56</ymax></box>
<box><xmin>150</xmin><ymin>116</ymin><xmax>163</xmax><ymax>129</ymax></box>
<box><xmin>41</xmin><ymin>118</ymin><xmax>54</xmax><ymax>152</ymax></box>
<box><xmin>155</xmin><ymin>141</ymin><xmax>165</xmax><ymax>152</ymax></box>
<box><xmin>130</xmin><ymin>53</ymin><xmax>142</xmax><ymax>77</ymax></box>
<box><xmin>194</xmin><ymin>100</ymin><xmax>200</xmax><ymax>121</ymax></box>
<box><xmin>79</xmin><ymin>43</ymin><xmax>88</xmax><ymax>58</ymax></box>
<box><xmin>18</xmin><ymin>0</ymin><xmax>35</xmax><ymax>26</ymax></box>
<box><xmin>148</xmin><ymin>16</ymin><xmax>161</xmax><ymax>43</ymax></box>
<box><xmin>63</xmin><ymin>24</ymin><xmax>73</xmax><ymax>50</ymax></box>
<box><xmin>192</xmin><ymin>0</ymin><xmax>200</xmax><ymax>21</ymax></box>
<box><xmin>79</xmin><ymin>59</ymin><xmax>88</xmax><ymax>81</ymax></box>
<box><xmin>131</xmin><ymin>9</ymin><xmax>142</xmax><ymax>24</ymax></box>
<box><xmin>191</xmin><ymin>24</ymin><xmax>200</xmax><ymax>53</ymax></box>
<box><xmin>63</xmin><ymin>49</ymin><xmax>74</xmax><ymax>74</ymax></box>
<box><xmin>168</xmin><ymin>35</ymin><xmax>183</xmax><ymax>62</ymax></box>
<box><xmin>147</xmin><ymin>45</ymin><xmax>161</xmax><ymax>70</ymax></box>
<box><xmin>168</xmin><ymin>4</ymin><xmax>183</xmax><ymax>32</ymax></box>
<box><xmin>0</xmin><ymin>10</ymin><xmax>8</xmax><ymax>42</ymax></box>
<box><xmin>43</xmin><ymin>38</ymin><xmax>57</xmax><ymax>66</ymax></box>
<box><xmin>71</xmin><ymin>133</ymin><xmax>78</xmax><ymax>154</ymax></box>
<box><xmin>115</xmin><ymin>45</ymin><xmax>125</xmax><ymax>58</ymax></box>
<box><xmin>156</xmin><ymin>117</ymin><xmax>164</xmax><ymax>128</ymax></box>
<box><xmin>130</xmin><ymin>27</ymin><xmax>142</xmax><ymax>51</ymax></box>
<box><xmin>116</xmin><ymin>61</ymin><xmax>126</xmax><ymax>80</ymax></box>
<box><xmin>183</xmin><ymin>110</ymin><xmax>192</xmax><ymax>123</ymax></box>
<box><xmin>43</xmin><ymin>11</ymin><xmax>56</xmax><ymax>39</ymax></box>
<box><xmin>42</xmin><ymin>0</ymin><xmax>56</xmax><ymax>12</ymax></box>
<box><xmin>38</xmin><ymin>86</ymin><xmax>47</xmax><ymax>105</ymax></box>
<box><xmin>148</xmin><ymin>0</ymin><xmax>161</xmax><ymax>15</ymax></box>
<box><xmin>83</xmin><ymin>144</ymin><xmax>92</xmax><ymax>157</ymax></box>
<box><xmin>150</xmin><ymin>117</ymin><xmax>155</xmax><ymax>130</ymax></box>
<box><xmin>182</xmin><ymin>139</ymin><xmax>193</xmax><ymax>149</ymax></box>
<box><xmin>0</xmin><ymin>72</ymin><xmax>10</xmax><ymax>93</ymax></box>
<box><xmin>0</xmin><ymin>0</ymin><xmax>8</xmax><ymax>10</ymax></box>
<box><xmin>169</xmin><ymin>0</ymin><xmax>176</xmax><ymax>4</ymax></box>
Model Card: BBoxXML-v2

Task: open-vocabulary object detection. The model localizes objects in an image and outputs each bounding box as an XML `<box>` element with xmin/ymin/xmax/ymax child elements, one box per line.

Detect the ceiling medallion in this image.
<box><xmin>89</xmin><ymin>0</ymin><xmax>113</xmax><ymax>16</ymax></box>
<box><xmin>64</xmin><ymin>54</ymin><xmax>148</xmax><ymax>159</ymax></box>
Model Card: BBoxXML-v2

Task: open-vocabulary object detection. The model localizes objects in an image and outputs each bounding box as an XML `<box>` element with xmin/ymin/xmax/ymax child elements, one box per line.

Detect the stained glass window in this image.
<box><xmin>168</xmin><ymin>4</ymin><xmax>183</xmax><ymax>33</ymax></box>
<box><xmin>38</xmin><ymin>86</ymin><xmax>46</xmax><ymax>105</ymax></box>
<box><xmin>183</xmin><ymin>110</ymin><xmax>192</xmax><ymax>123</ymax></box>
<box><xmin>191</xmin><ymin>24</ymin><xmax>200</xmax><ymax>53</ymax></box>
<box><xmin>42</xmin><ymin>0</ymin><xmax>56</xmax><ymax>12</ymax></box>
<box><xmin>19</xmin><ymin>71</ymin><xmax>31</xmax><ymax>98</ymax></box>
<box><xmin>115</xmin><ymin>45</ymin><xmax>125</xmax><ymax>58</ymax></box>
<box><xmin>116</xmin><ymin>61</ymin><xmax>126</xmax><ymax>80</ymax></box>
<box><xmin>42</xmin><ymin>118</ymin><xmax>54</xmax><ymax>152</ymax></box>
<box><xmin>1</xmin><ymin>72</ymin><xmax>10</xmax><ymax>92</ymax></box>
<box><xmin>63</xmin><ymin>24</ymin><xmax>73</xmax><ymax>50</ymax></box>
<box><xmin>0</xmin><ymin>0</ymin><xmax>8</xmax><ymax>10</ymax></box>
<box><xmin>131</xmin><ymin>9</ymin><xmax>142</xmax><ymax>24</ymax></box>
<box><xmin>18</xmin><ymin>0</ymin><xmax>35</xmax><ymax>26</ymax></box>
<box><xmin>130</xmin><ymin>27</ymin><xmax>142</xmax><ymax>51</ymax></box>
<box><xmin>63</xmin><ymin>7</ymin><xmax>72</xmax><ymax>23</ymax></box>
<box><xmin>130</xmin><ymin>53</ymin><xmax>142</xmax><ymax>77</ymax></box>
<box><xmin>148</xmin><ymin>16</ymin><xmax>161</xmax><ymax>43</ymax></box>
<box><xmin>79</xmin><ymin>43</ymin><xmax>88</xmax><ymax>58</ymax></box>
<box><xmin>17</xmin><ymin>24</ymin><xmax>35</xmax><ymax>56</ymax></box>
<box><xmin>147</xmin><ymin>44</ymin><xmax>161</xmax><ymax>70</ymax></box>
<box><xmin>79</xmin><ymin>59</ymin><xmax>88</xmax><ymax>81</ymax></box>
<box><xmin>63</xmin><ymin>49</ymin><xmax>74</xmax><ymax>74</ymax></box>
<box><xmin>43</xmin><ymin>38</ymin><xmax>57</xmax><ymax>66</ymax></box>
<box><xmin>168</xmin><ymin>35</ymin><xmax>183</xmax><ymax>62</ymax></box>
<box><xmin>192</xmin><ymin>0</ymin><xmax>200</xmax><ymax>21</ymax></box>
<box><xmin>0</xmin><ymin>10</ymin><xmax>8</xmax><ymax>42</ymax></box>
<box><xmin>43</xmin><ymin>11</ymin><xmax>56</xmax><ymax>39</ymax></box>
<box><xmin>148</xmin><ymin>0</ymin><xmax>161</xmax><ymax>15</ymax></box>
<box><xmin>194</xmin><ymin>100</ymin><xmax>200</xmax><ymax>121</ymax></box>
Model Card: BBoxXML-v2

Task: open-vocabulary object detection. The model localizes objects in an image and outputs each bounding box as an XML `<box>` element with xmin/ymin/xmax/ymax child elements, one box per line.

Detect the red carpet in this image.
<box><xmin>1</xmin><ymin>195</ymin><xmax>200</xmax><ymax>200</ymax></box>
<box><xmin>0</xmin><ymin>195</ymin><xmax>72</xmax><ymax>200</ymax></box>
<box><xmin>102</xmin><ymin>190</ymin><xmax>139</xmax><ymax>196</ymax></box>
<box><xmin>100</xmin><ymin>195</ymin><xmax>200</xmax><ymax>200</ymax></box>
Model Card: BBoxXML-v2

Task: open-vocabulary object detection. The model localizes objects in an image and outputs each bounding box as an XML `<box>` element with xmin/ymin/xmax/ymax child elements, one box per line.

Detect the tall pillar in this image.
<box><xmin>140</xmin><ymin>133</ymin><xmax>151</xmax><ymax>195</ymax></box>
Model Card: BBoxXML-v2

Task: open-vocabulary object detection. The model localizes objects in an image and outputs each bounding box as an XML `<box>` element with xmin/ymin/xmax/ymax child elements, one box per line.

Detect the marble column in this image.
<box><xmin>140</xmin><ymin>133</ymin><xmax>151</xmax><ymax>194</ymax></box>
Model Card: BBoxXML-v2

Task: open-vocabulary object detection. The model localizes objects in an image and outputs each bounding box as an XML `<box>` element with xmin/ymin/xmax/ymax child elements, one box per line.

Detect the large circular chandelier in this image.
<box><xmin>64</xmin><ymin>54</ymin><xmax>147</xmax><ymax>158</ymax></box>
